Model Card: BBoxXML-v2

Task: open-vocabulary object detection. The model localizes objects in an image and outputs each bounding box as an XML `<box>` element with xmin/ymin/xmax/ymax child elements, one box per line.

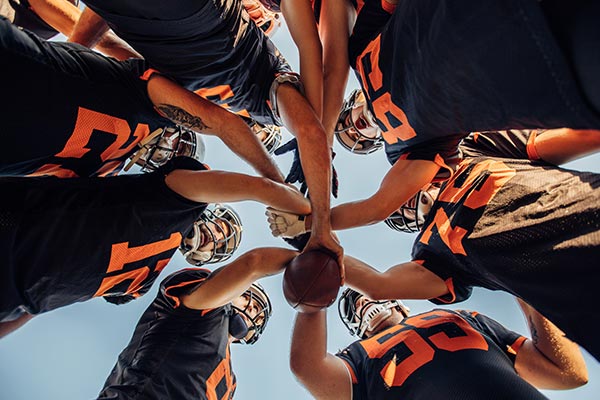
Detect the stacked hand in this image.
<box><xmin>266</xmin><ymin>207</ymin><xmax>308</xmax><ymax>238</ymax></box>
<box><xmin>274</xmin><ymin>138</ymin><xmax>339</xmax><ymax>197</ymax></box>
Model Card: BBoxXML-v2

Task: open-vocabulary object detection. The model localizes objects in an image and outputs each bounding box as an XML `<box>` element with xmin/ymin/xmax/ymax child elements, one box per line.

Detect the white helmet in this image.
<box><xmin>335</xmin><ymin>89</ymin><xmax>383</xmax><ymax>155</ymax></box>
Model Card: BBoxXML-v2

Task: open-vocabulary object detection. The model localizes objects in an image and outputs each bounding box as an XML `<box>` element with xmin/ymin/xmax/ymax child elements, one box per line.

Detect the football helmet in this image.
<box><xmin>338</xmin><ymin>288</ymin><xmax>410</xmax><ymax>339</ymax></box>
<box><xmin>179</xmin><ymin>204</ymin><xmax>243</xmax><ymax>265</ymax></box>
<box><xmin>125</xmin><ymin>125</ymin><xmax>206</xmax><ymax>173</ymax></box>
<box><xmin>246</xmin><ymin>118</ymin><xmax>283</xmax><ymax>154</ymax></box>
<box><xmin>334</xmin><ymin>89</ymin><xmax>383</xmax><ymax>155</ymax></box>
<box><xmin>384</xmin><ymin>184</ymin><xmax>440</xmax><ymax>233</ymax></box>
<box><xmin>232</xmin><ymin>282</ymin><xmax>273</xmax><ymax>345</ymax></box>
<box><xmin>242</xmin><ymin>0</ymin><xmax>281</xmax><ymax>37</ymax></box>
<box><xmin>254</xmin><ymin>0</ymin><xmax>281</xmax><ymax>13</ymax></box>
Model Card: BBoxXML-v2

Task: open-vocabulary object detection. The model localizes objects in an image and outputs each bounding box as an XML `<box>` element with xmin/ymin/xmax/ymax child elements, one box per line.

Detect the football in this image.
<box><xmin>283</xmin><ymin>250</ymin><xmax>341</xmax><ymax>313</ymax></box>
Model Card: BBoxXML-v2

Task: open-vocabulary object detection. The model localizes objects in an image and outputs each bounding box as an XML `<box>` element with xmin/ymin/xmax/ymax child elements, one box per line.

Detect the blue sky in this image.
<box><xmin>1</xmin><ymin>16</ymin><xmax>598</xmax><ymax>400</ymax></box>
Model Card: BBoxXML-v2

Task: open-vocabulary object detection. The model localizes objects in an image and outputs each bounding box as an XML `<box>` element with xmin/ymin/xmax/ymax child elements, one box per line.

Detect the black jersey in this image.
<box><xmin>0</xmin><ymin>158</ymin><xmax>208</xmax><ymax>322</ymax></box>
<box><xmin>6</xmin><ymin>0</ymin><xmax>59</xmax><ymax>39</ymax></box>
<box><xmin>348</xmin><ymin>0</ymin><xmax>600</xmax><ymax>172</ymax></box>
<box><xmin>337</xmin><ymin>309</ymin><xmax>545</xmax><ymax>400</ymax></box>
<box><xmin>98</xmin><ymin>269</ymin><xmax>236</xmax><ymax>400</ymax></box>
<box><xmin>1</xmin><ymin>17</ymin><xmax>174</xmax><ymax>178</ymax></box>
<box><xmin>410</xmin><ymin>141</ymin><xmax>600</xmax><ymax>359</ymax></box>
<box><xmin>82</xmin><ymin>0</ymin><xmax>292</xmax><ymax>126</ymax></box>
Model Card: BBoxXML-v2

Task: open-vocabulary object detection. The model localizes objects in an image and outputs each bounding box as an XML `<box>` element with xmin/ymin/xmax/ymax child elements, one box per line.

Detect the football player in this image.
<box><xmin>325</xmin><ymin>0</ymin><xmax>600</xmax><ymax>233</ymax></box>
<box><xmin>0</xmin><ymin>0</ymin><xmax>138</xmax><ymax>59</ymax></box>
<box><xmin>270</xmin><ymin>128</ymin><xmax>600</xmax><ymax>360</ymax></box>
<box><xmin>1</xmin><ymin>17</ymin><xmax>282</xmax><ymax>182</ymax></box>
<box><xmin>0</xmin><ymin>155</ymin><xmax>310</xmax><ymax>337</ymax></box>
<box><xmin>97</xmin><ymin>246</ymin><xmax>296</xmax><ymax>400</ymax></box>
<box><xmin>289</xmin><ymin>287</ymin><xmax>587</xmax><ymax>400</ymax></box>
<box><xmin>69</xmin><ymin>1</ymin><xmax>343</xmax><ymax>269</ymax></box>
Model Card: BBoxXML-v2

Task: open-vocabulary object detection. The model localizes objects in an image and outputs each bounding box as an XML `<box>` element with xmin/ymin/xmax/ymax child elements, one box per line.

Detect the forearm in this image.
<box><xmin>182</xmin><ymin>248</ymin><xmax>296</xmax><ymax>310</ymax></box>
<box><xmin>95</xmin><ymin>31</ymin><xmax>143</xmax><ymax>60</ymax></box>
<box><xmin>147</xmin><ymin>75</ymin><xmax>284</xmax><ymax>182</ymax></box>
<box><xmin>166</xmin><ymin>170</ymin><xmax>310</xmax><ymax>214</ymax></box>
<box><xmin>290</xmin><ymin>311</ymin><xmax>329</xmax><ymax>386</ymax></box>
<box><xmin>517</xmin><ymin>299</ymin><xmax>588</xmax><ymax>389</ymax></box>
<box><xmin>0</xmin><ymin>313</ymin><xmax>33</xmax><ymax>339</ymax></box>
<box><xmin>69</xmin><ymin>6</ymin><xmax>109</xmax><ymax>48</ymax></box>
<box><xmin>319</xmin><ymin>0</ymin><xmax>355</xmax><ymax>142</ymax></box>
<box><xmin>277</xmin><ymin>84</ymin><xmax>332</xmax><ymax>233</ymax></box>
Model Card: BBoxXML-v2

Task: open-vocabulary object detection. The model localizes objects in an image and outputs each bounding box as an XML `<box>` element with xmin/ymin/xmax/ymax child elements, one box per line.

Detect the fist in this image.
<box><xmin>266</xmin><ymin>207</ymin><xmax>308</xmax><ymax>238</ymax></box>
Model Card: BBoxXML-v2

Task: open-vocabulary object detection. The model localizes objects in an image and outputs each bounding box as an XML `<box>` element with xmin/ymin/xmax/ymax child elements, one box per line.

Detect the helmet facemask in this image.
<box><xmin>232</xmin><ymin>282</ymin><xmax>272</xmax><ymax>345</ymax></box>
<box><xmin>242</xmin><ymin>0</ymin><xmax>281</xmax><ymax>37</ymax></box>
<box><xmin>247</xmin><ymin>119</ymin><xmax>283</xmax><ymax>154</ymax></box>
<box><xmin>179</xmin><ymin>204</ymin><xmax>243</xmax><ymax>265</ymax></box>
<box><xmin>385</xmin><ymin>184</ymin><xmax>440</xmax><ymax>233</ymax></box>
<box><xmin>334</xmin><ymin>89</ymin><xmax>383</xmax><ymax>155</ymax></box>
<box><xmin>125</xmin><ymin>126</ymin><xmax>206</xmax><ymax>173</ymax></box>
<box><xmin>338</xmin><ymin>288</ymin><xmax>410</xmax><ymax>339</ymax></box>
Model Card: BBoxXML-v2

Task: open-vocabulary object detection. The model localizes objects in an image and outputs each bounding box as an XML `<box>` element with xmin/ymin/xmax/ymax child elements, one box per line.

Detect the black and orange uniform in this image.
<box><xmin>1</xmin><ymin>17</ymin><xmax>173</xmax><ymax>178</ymax></box>
<box><xmin>82</xmin><ymin>0</ymin><xmax>293</xmax><ymax>126</ymax></box>
<box><xmin>410</xmin><ymin>130</ymin><xmax>600</xmax><ymax>360</ymax></box>
<box><xmin>3</xmin><ymin>0</ymin><xmax>62</xmax><ymax>39</ymax></box>
<box><xmin>337</xmin><ymin>309</ymin><xmax>545</xmax><ymax>400</ymax></box>
<box><xmin>0</xmin><ymin>157</ymin><xmax>208</xmax><ymax>322</ymax></box>
<box><xmin>348</xmin><ymin>0</ymin><xmax>600</xmax><ymax>176</ymax></box>
<box><xmin>98</xmin><ymin>268</ymin><xmax>237</xmax><ymax>400</ymax></box>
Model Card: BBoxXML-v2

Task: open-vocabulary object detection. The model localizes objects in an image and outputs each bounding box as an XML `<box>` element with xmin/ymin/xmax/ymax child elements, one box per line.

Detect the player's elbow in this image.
<box><xmin>561</xmin><ymin>367</ymin><xmax>589</xmax><ymax>389</ymax></box>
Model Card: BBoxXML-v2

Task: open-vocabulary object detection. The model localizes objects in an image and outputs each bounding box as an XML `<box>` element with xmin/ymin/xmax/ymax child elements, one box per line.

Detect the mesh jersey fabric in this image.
<box><xmin>98</xmin><ymin>268</ymin><xmax>236</xmax><ymax>400</ymax></box>
<box><xmin>0</xmin><ymin>17</ymin><xmax>174</xmax><ymax>178</ymax></box>
<box><xmin>336</xmin><ymin>309</ymin><xmax>543</xmax><ymax>400</ymax></box>
<box><xmin>0</xmin><ymin>158</ymin><xmax>208</xmax><ymax>321</ymax></box>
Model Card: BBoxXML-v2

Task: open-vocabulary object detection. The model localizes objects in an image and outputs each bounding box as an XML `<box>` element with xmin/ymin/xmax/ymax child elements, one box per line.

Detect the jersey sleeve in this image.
<box><xmin>459</xmin><ymin>130</ymin><xmax>543</xmax><ymax>160</ymax></box>
<box><xmin>410</xmin><ymin>254</ymin><xmax>473</xmax><ymax>304</ymax></box>
<box><xmin>335</xmin><ymin>344</ymin><xmax>364</xmax><ymax>400</ymax></box>
<box><xmin>458</xmin><ymin>310</ymin><xmax>527</xmax><ymax>364</ymax></box>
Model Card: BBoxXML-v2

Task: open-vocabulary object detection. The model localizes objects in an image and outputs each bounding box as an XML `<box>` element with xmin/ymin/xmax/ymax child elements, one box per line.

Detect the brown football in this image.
<box><xmin>283</xmin><ymin>250</ymin><xmax>341</xmax><ymax>313</ymax></box>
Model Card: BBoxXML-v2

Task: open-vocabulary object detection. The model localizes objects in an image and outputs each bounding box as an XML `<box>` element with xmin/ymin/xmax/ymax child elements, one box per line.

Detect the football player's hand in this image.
<box><xmin>303</xmin><ymin>230</ymin><xmax>345</xmax><ymax>285</ymax></box>
<box><xmin>266</xmin><ymin>207</ymin><xmax>308</xmax><ymax>238</ymax></box>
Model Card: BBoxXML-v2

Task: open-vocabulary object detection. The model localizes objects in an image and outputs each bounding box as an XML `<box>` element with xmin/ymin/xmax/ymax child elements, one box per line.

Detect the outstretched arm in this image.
<box><xmin>514</xmin><ymin>299</ymin><xmax>588</xmax><ymax>389</ymax></box>
<box><xmin>181</xmin><ymin>247</ymin><xmax>297</xmax><ymax>310</ymax></box>
<box><xmin>281</xmin><ymin>0</ymin><xmax>323</xmax><ymax>119</ymax></box>
<box><xmin>165</xmin><ymin>169</ymin><xmax>310</xmax><ymax>215</ymax></box>
<box><xmin>290</xmin><ymin>311</ymin><xmax>353</xmax><ymax>400</ymax></box>
<box><xmin>147</xmin><ymin>74</ymin><xmax>285</xmax><ymax>183</ymax></box>
<box><xmin>534</xmin><ymin>128</ymin><xmax>600</xmax><ymax>166</ymax></box>
<box><xmin>344</xmin><ymin>256</ymin><xmax>448</xmax><ymax>300</ymax></box>
<box><xmin>319</xmin><ymin>0</ymin><xmax>355</xmax><ymax>145</ymax></box>
<box><xmin>276</xmin><ymin>84</ymin><xmax>343</xmax><ymax>268</ymax></box>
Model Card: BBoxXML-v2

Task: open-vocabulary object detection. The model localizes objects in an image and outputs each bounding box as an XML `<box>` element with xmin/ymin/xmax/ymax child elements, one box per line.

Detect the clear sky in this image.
<box><xmin>1</xmin><ymin>16</ymin><xmax>598</xmax><ymax>400</ymax></box>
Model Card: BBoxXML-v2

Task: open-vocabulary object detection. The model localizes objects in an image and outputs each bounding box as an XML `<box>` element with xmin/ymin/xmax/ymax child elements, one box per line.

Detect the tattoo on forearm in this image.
<box><xmin>528</xmin><ymin>316</ymin><xmax>539</xmax><ymax>345</ymax></box>
<box><xmin>156</xmin><ymin>104</ymin><xmax>211</xmax><ymax>132</ymax></box>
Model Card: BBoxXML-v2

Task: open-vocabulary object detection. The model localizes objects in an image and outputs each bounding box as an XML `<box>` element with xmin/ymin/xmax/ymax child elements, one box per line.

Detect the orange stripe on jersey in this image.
<box><xmin>340</xmin><ymin>359</ymin><xmax>358</xmax><ymax>384</ymax></box>
<box><xmin>432</xmin><ymin>278</ymin><xmax>457</xmax><ymax>304</ymax></box>
<box><xmin>507</xmin><ymin>336</ymin><xmax>527</xmax><ymax>355</ymax></box>
<box><xmin>419</xmin><ymin>208</ymin><xmax>469</xmax><ymax>255</ymax></box>
<box><xmin>164</xmin><ymin>277</ymin><xmax>207</xmax><ymax>308</ymax></box>
<box><xmin>432</xmin><ymin>153</ymin><xmax>454</xmax><ymax>183</ymax></box>
<box><xmin>94</xmin><ymin>257</ymin><xmax>168</xmax><ymax>298</ymax></box>
<box><xmin>140</xmin><ymin>68</ymin><xmax>160</xmax><ymax>81</ymax></box>
<box><xmin>26</xmin><ymin>164</ymin><xmax>79</xmax><ymax>178</ymax></box>
<box><xmin>526</xmin><ymin>129</ymin><xmax>541</xmax><ymax>160</ymax></box>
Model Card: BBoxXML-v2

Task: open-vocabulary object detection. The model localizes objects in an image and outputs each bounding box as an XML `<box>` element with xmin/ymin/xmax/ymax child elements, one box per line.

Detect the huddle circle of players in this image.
<box><xmin>1</xmin><ymin>0</ymin><xmax>599</xmax><ymax>398</ymax></box>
